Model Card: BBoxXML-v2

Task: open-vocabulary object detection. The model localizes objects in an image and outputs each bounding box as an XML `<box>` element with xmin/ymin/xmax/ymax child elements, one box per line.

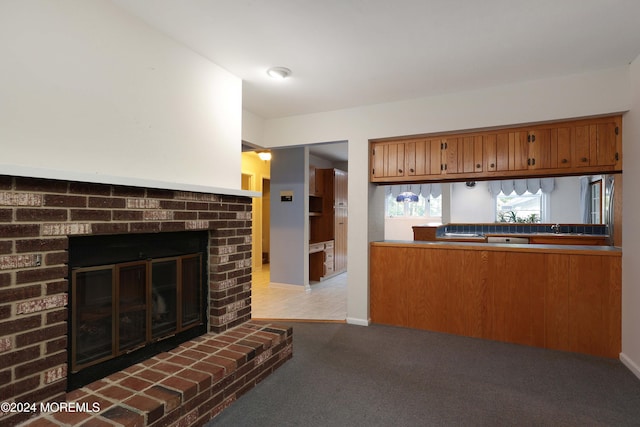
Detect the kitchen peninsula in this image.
<box><xmin>369</xmin><ymin>114</ymin><xmax>623</xmax><ymax>359</ymax></box>
<box><xmin>370</xmin><ymin>240</ymin><xmax>621</xmax><ymax>358</ymax></box>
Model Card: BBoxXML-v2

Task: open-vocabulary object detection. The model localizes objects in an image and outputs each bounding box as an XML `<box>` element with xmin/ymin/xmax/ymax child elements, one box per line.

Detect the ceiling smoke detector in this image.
<box><xmin>267</xmin><ymin>67</ymin><xmax>292</xmax><ymax>80</ymax></box>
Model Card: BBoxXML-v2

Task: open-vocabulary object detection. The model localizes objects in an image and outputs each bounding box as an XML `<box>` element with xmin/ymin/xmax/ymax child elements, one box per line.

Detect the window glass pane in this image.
<box><xmin>118</xmin><ymin>264</ymin><xmax>147</xmax><ymax>352</ymax></box>
<box><xmin>428</xmin><ymin>195</ymin><xmax>442</xmax><ymax>217</ymax></box>
<box><xmin>74</xmin><ymin>268</ymin><xmax>113</xmax><ymax>368</ymax></box>
<box><xmin>151</xmin><ymin>260</ymin><xmax>177</xmax><ymax>338</ymax></box>
<box><xmin>181</xmin><ymin>256</ymin><xmax>202</xmax><ymax>327</ymax></box>
<box><xmin>496</xmin><ymin>190</ymin><xmax>542</xmax><ymax>223</ymax></box>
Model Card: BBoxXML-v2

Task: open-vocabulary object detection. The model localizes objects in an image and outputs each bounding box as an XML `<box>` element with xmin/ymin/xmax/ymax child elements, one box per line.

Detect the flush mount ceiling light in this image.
<box><xmin>266</xmin><ymin>66</ymin><xmax>292</xmax><ymax>80</ymax></box>
<box><xmin>257</xmin><ymin>151</ymin><xmax>272</xmax><ymax>161</ymax></box>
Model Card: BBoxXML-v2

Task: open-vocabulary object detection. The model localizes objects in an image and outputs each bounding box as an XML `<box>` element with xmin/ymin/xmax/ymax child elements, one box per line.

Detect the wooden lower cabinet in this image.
<box><xmin>370</xmin><ymin>243</ymin><xmax>621</xmax><ymax>358</ymax></box>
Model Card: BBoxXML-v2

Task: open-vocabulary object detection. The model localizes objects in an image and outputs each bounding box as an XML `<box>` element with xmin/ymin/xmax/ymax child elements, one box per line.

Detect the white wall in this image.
<box><xmin>450</xmin><ymin>181</ymin><xmax>495</xmax><ymax>223</ymax></box>
<box><xmin>0</xmin><ymin>0</ymin><xmax>242</xmax><ymax>191</ymax></box>
<box><xmin>269</xmin><ymin>147</ymin><xmax>307</xmax><ymax>287</ymax></box>
<box><xmin>256</xmin><ymin>66</ymin><xmax>631</xmax><ymax>327</ymax></box>
<box><xmin>621</xmin><ymin>55</ymin><xmax>640</xmax><ymax>378</ymax></box>
<box><xmin>549</xmin><ymin>176</ymin><xmax>582</xmax><ymax>223</ymax></box>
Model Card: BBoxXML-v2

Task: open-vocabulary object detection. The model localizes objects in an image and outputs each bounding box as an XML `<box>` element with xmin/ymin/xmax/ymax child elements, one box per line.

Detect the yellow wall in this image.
<box><xmin>241</xmin><ymin>152</ymin><xmax>271</xmax><ymax>271</ymax></box>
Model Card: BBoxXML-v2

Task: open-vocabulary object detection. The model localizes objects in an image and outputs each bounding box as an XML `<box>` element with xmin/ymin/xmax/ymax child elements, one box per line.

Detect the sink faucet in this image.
<box><xmin>551</xmin><ymin>224</ymin><xmax>561</xmax><ymax>234</ymax></box>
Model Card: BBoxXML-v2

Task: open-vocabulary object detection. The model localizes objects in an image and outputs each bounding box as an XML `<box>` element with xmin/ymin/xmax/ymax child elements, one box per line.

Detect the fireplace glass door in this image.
<box><xmin>118</xmin><ymin>262</ymin><xmax>147</xmax><ymax>352</ymax></box>
<box><xmin>71</xmin><ymin>254</ymin><xmax>202</xmax><ymax>373</ymax></box>
<box><xmin>73</xmin><ymin>268</ymin><xmax>114</xmax><ymax>368</ymax></box>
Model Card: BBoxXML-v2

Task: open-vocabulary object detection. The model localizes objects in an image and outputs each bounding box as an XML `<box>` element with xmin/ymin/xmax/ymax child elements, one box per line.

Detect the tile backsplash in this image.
<box><xmin>437</xmin><ymin>223</ymin><xmax>609</xmax><ymax>236</ymax></box>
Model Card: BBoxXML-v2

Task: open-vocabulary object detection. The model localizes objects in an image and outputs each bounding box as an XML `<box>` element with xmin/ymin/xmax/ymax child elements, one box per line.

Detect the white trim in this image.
<box><xmin>620</xmin><ymin>352</ymin><xmax>640</xmax><ymax>380</ymax></box>
<box><xmin>346</xmin><ymin>317</ymin><xmax>370</xmax><ymax>326</ymax></box>
<box><xmin>0</xmin><ymin>164</ymin><xmax>261</xmax><ymax>198</ymax></box>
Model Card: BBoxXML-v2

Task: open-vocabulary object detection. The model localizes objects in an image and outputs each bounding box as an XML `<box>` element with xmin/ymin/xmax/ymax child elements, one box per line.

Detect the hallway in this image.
<box><xmin>251</xmin><ymin>265</ymin><xmax>347</xmax><ymax>321</ymax></box>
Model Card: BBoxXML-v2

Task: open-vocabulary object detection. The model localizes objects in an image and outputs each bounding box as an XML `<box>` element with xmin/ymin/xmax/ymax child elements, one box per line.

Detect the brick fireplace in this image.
<box><xmin>0</xmin><ymin>175</ymin><xmax>286</xmax><ymax>426</ymax></box>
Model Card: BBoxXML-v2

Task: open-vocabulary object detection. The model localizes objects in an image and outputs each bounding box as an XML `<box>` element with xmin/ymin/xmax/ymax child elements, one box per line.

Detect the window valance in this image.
<box><xmin>386</xmin><ymin>183</ymin><xmax>442</xmax><ymax>199</ymax></box>
<box><xmin>487</xmin><ymin>178</ymin><xmax>555</xmax><ymax>197</ymax></box>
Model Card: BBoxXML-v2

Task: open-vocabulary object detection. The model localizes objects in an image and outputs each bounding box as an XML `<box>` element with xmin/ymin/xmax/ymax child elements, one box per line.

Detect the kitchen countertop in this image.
<box><xmin>373</xmin><ymin>239</ymin><xmax>621</xmax><ymax>256</ymax></box>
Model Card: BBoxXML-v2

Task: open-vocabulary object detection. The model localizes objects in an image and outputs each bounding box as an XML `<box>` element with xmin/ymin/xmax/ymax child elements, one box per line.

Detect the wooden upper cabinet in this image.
<box><xmin>369</xmin><ymin>115</ymin><xmax>622</xmax><ymax>183</ymax></box>
<box><xmin>510</xmin><ymin>128</ymin><xmax>552</xmax><ymax>171</ymax></box>
<box><xmin>405</xmin><ymin>139</ymin><xmax>432</xmax><ymax>177</ymax></box>
<box><xmin>552</xmin><ymin>127</ymin><xmax>572</xmax><ymax>169</ymax></box>
<box><xmin>371</xmin><ymin>141</ymin><xmax>405</xmax><ymax>179</ymax></box>
<box><xmin>573</xmin><ymin>125</ymin><xmax>592</xmax><ymax>167</ymax></box>
<box><xmin>462</xmin><ymin>135</ymin><xmax>484</xmax><ymax>174</ymax></box>
<box><xmin>529</xmin><ymin>129</ymin><xmax>552</xmax><ymax>170</ymax></box>
<box><xmin>573</xmin><ymin>119</ymin><xmax>621</xmax><ymax>170</ymax></box>
<box><xmin>591</xmin><ymin>121</ymin><xmax>619</xmax><ymax>167</ymax></box>
<box><xmin>442</xmin><ymin>137</ymin><xmax>460</xmax><ymax>174</ymax></box>
<box><xmin>511</xmin><ymin>130</ymin><xmax>529</xmax><ymax>171</ymax></box>
<box><xmin>483</xmin><ymin>134</ymin><xmax>497</xmax><ymax>172</ymax></box>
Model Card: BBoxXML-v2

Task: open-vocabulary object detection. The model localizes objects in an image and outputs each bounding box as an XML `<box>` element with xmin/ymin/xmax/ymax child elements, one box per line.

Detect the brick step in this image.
<box><xmin>18</xmin><ymin>321</ymin><xmax>293</xmax><ymax>427</ymax></box>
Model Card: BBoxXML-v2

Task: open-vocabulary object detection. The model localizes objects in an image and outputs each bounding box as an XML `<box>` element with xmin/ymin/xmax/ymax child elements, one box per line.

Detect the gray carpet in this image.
<box><xmin>208</xmin><ymin>322</ymin><xmax>640</xmax><ymax>426</ymax></box>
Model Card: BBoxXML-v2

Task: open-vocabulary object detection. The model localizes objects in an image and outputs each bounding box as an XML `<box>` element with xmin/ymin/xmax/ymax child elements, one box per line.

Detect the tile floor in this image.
<box><xmin>251</xmin><ymin>264</ymin><xmax>347</xmax><ymax>321</ymax></box>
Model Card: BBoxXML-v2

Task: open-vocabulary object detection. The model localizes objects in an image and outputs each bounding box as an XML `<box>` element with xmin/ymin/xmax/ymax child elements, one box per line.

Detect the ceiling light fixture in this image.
<box><xmin>257</xmin><ymin>151</ymin><xmax>272</xmax><ymax>161</ymax></box>
<box><xmin>266</xmin><ymin>66</ymin><xmax>292</xmax><ymax>80</ymax></box>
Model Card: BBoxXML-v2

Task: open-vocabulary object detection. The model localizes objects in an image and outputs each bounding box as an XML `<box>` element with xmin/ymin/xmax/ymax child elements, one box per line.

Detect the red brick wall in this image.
<box><xmin>0</xmin><ymin>175</ymin><xmax>253</xmax><ymax>420</ymax></box>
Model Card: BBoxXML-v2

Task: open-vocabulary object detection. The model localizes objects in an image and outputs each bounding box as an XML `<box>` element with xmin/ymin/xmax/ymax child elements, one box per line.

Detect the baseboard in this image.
<box><xmin>620</xmin><ymin>352</ymin><xmax>640</xmax><ymax>380</ymax></box>
<box><xmin>346</xmin><ymin>317</ymin><xmax>370</xmax><ymax>326</ymax></box>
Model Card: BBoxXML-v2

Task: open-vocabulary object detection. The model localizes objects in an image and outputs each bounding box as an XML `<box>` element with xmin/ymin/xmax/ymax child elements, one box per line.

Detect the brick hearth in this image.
<box><xmin>0</xmin><ymin>175</ymin><xmax>289</xmax><ymax>426</ymax></box>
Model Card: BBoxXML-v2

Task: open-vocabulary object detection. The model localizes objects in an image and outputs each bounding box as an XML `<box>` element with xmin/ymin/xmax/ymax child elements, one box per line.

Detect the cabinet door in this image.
<box><xmin>573</xmin><ymin>125</ymin><xmax>591</xmax><ymax>167</ymax></box>
<box><xmin>484</xmin><ymin>134</ymin><xmax>497</xmax><ymax>172</ymax></box>
<box><xmin>462</xmin><ymin>135</ymin><xmax>483</xmax><ymax>174</ymax></box>
<box><xmin>406</xmin><ymin>138</ymin><xmax>432</xmax><ymax>177</ymax></box>
<box><xmin>591</xmin><ymin>122</ymin><xmax>619</xmax><ymax>167</ymax></box>
<box><xmin>442</xmin><ymin>137</ymin><xmax>460</xmax><ymax>174</ymax></box>
<box><xmin>429</xmin><ymin>138</ymin><xmax>443</xmax><ymax>174</ymax></box>
<box><xmin>511</xmin><ymin>131</ymin><xmax>529</xmax><ymax>171</ymax></box>
<box><xmin>371</xmin><ymin>141</ymin><xmax>406</xmax><ymax>179</ymax></box>
<box><xmin>386</xmin><ymin>142</ymin><xmax>405</xmax><ymax>177</ymax></box>
<box><xmin>529</xmin><ymin>129</ymin><xmax>552</xmax><ymax>169</ymax></box>
<box><xmin>405</xmin><ymin>140</ymin><xmax>417</xmax><ymax>177</ymax></box>
<box><xmin>334</xmin><ymin>169</ymin><xmax>347</xmax><ymax>208</ymax></box>
<box><xmin>552</xmin><ymin>127</ymin><xmax>572</xmax><ymax>169</ymax></box>
<box><xmin>495</xmin><ymin>132</ymin><xmax>511</xmax><ymax>171</ymax></box>
<box><xmin>334</xmin><ymin>207</ymin><xmax>347</xmax><ymax>273</ymax></box>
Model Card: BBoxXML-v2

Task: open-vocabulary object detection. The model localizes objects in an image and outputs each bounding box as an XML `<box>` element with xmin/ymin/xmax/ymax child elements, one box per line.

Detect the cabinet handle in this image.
<box><xmin>476</xmin><ymin>163</ymin><xmax>481</xmax><ymax>169</ymax></box>
<box><xmin>581</xmin><ymin>157</ymin><xmax>588</xmax><ymax>162</ymax></box>
<box><xmin>490</xmin><ymin>163</ymin><xmax>495</xmax><ymax>168</ymax></box>
<box><xmin>398</xmin><ymin>169</ymin><xmax>403</xmax><ymax>173</ymax></box>
<box><xmin>410</xmin><ymin>168</ymin><xmax>414</xmax><ymax>173</ymax></box>
<box><xmin>561</xmin><ymin>158</ymin><xmax>568</xmax><ymax>164</ymax></box>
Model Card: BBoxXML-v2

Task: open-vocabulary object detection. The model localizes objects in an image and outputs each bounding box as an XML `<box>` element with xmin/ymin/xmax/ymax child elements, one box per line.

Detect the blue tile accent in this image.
<box><xmin>434</xmin><ymin>223</ymin><xmax>609</xmax><ymax>238</ymax></box>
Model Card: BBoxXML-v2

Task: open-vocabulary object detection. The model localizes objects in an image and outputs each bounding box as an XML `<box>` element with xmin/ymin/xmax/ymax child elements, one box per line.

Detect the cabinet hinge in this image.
<box><xmin>372</xmin><ymin>168</ymin><xmax>375</xmax><ymax>175</ymax></box>
<box><xmin>615</xmin><ymin>126</ymin><xmax>619</xmax><ymax>136</ymax></box>
<box><xmin>615</xmin><ymin>152</ymin><xmax>619</xmax><ymax>161</ymax></box>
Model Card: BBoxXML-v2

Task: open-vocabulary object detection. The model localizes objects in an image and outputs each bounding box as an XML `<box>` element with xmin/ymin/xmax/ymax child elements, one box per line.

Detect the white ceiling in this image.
<box><xmin>111</xmin><ymin>0</ymin><xmax>640</xmax><ymax>161</ymax></box>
